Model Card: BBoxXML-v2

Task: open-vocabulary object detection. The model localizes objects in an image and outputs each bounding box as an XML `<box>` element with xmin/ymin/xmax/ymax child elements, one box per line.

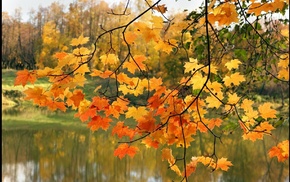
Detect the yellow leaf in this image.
<box><xmin>100</xmin><ymin>54</ymin><xmax>119</xmax><ymax>65</ymax></box>
<box><xmin>125</xmin><ymin>106</ymin><xmax>148</xmax><ymax>120</ymax></box>
<box><xmin>227</xmin><ymin>93</ymin><xmax>240</xmax><ymax>104</ymax></box>
<box><xmin>184</xmin><ymin>58</ymin><xmax>204</xmax><ymax>73</ymax></box>
<box><xmin>70</xmin><ymin>34</ymin><xmax>89</xmax><ymax>46</ymax></box>
<box><xmin>216</xmin><ymin>158</ymin><xmax>233</xmax><ymax>171</ymax></box>
<box><xmin>258</xmin><ymin>103</ymin><xmax>277</xmax><ymax>119</ymax></box>
<box><xmin>241</xmin><ymin>99</ymin><xmax>254</xmax><ymax>112</ymax></box>
<box><xmin>74</xmin><ymin>64</ymin><xmax>90</xmax><ymax>75</ymax></box>
<box><xmin>225</xmin><ymin>59</ymin><xmax>241</xmax><ymax>70</ymax></box>
<box><xmin>269</xmin><ymin>140</ymin><xmax>289</xmax><ymax>162</ymax></box>
<box><xmin>223</xmin><ymin>72</ymin><xmax>245</xmax><ymax>87</ymax></box>
<box><xmin>205</xmin><ymin>93</ymin><xmax>224</xmax><ymax>108</ymax></box>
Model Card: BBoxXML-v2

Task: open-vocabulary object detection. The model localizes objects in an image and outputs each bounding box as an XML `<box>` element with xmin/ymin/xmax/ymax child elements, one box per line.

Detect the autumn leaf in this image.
<box><xmin>223</xmin><ymin>72</ymin><xmax>246</xmax><ymax>87</ymax></box>
<box><xmin>23</xmin><ymin>87</ymin><xmax>49</xmax><ymax>106</ymax></box>
<box><xmin>112</xmin><ymin>121</ymin><xmax>135</xmax><ymax>139</ymax></box>
<box><xmin>153</xmin><ymin>4</ymin><xmax>167</xmax><ymax>13</ymax></box>
<box><xmin>162</xmin><ymin>148</ymin><xmax>182</xmax><ymax>176</ymax></box>
<box><xmin>70</xmin><ymin>34</ymin><xmax>89</xmax><ymax>46</ymax></box>
<box><xmin>100</xmin><ymin>54</ymin><xmax>119</xmax><ymax>65</ymax></box>
<box><xmin>66</xmin><ymin>89</ymin><xmax>85</xmax><ymax>108</ymax></box>
<box><xmin>216</xmin><ymin>158</ymin><xmax>233</xmax><ymax>171</ymax></box>
<box><xmin>258</xmin><ymin>102</ymin><xmax>277</xmax><ymax>119</ymax></box>
<box><xmin>46</xmin><ymin>99</ymin><xmax>67</xmax><ymax>112</ymax></box>
<box><xmin>124</xmin><ymin>31</ymin><xmax>137</xmax><ymax>44</ymax></box>
<box><xmin>88</xmin><ymin>115</ymin><xmax>112</xmax><ymax>131</ymax></box>
<box><xmin>125</xmin><ymin>106</ymin><xmax>148</xmax><ymax>120</ymax></box>
<box><xmin>184</xmin><ymin>58</ymin><xmax>204</xmax><ymax>73</ymax></box>
<box><xmin>184</xmin><ymin>157</ymin><xmax>198</xmax><ymax>177</ymax></box>
<box><xmin>227</xmin><ymin>93</ymin><xmax>240</xmax><ymax>104</ymax></box>
<box><xmin>14</xmin><ymin>69</ymin><xmax>37</xmax><ymax>86</ymax></box>
<box><xmin>225</xmin><ymin>59</ymin><xmax>241</xmax><ymax>70</ymax></box>
<box><xmin>114</xmin><ymin>143</ymin><xmax>139</xmax><ymax>159</ymax></box>
<box><xmin>141</xmin><ymin>137</ymin><xmax>159</xmax><ymax>149</ymax></box>
<box><xmin>268</xmin><ymin>140</ymin><xmax>289</xmax><ymax>162</ymax></box>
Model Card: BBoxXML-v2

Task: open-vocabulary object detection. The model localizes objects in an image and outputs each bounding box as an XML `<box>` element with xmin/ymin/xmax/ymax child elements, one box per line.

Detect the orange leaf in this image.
<box><xmin>112</xmin><ymin>122</ymin><xmax>135</xmax><ymax>139</ymax></box>
<box><xmin>153</xmin><ymin>4</ymin><xmax>167</xmax><ymax>13</ymax></box>
<box><xmin>23</xmin><ymin>87</ymin><xmax>49</xmax><ymax>106</ymax></box>
<box><xmin>67</xmin><ymin>89</ymin><xmax>85</xmax><ymax>108</ymax></box>
<box><xmin>46</xmin><ymin>100</ymin><xmax>67</xmax><ymax>112</ymax></box>
<box><xmin>141</xmin><ymin>137</ymin><xmax>159</xmax><ymax>149</ymax></box>
<box><xmin>88</xmin><ymin>115</ymin><xmax>112</xmax><ymax>131</ymax></box>
<box><xmin>184</xmin><ymin>157</ymin><xmax>198</xmax><ymax>177</ymax></box>
<box><xmin>216</xmin><ymin>157</ymin><xmax>233</xmax><ymax>171</ymax></box>
<box><xmin>268</xmin><ymin>140</ymin><xmax>289</xmax><ymax>162</ymax></box>
<box><xmin>114</xmin><ymin>143</ymin><xmax>139</xmax><ymax>159</ymax></box>
<box><xmin>14</xmin><ymin>69</ymin><xmax>37</xmax><ymax>86</ymax></box>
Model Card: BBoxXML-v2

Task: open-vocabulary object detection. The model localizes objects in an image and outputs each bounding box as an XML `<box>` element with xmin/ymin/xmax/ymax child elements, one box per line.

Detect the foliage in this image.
<box><xmin>13</xmin><ymin>0</ymin><xmax>289</xmax><ymax>181</ymax></box>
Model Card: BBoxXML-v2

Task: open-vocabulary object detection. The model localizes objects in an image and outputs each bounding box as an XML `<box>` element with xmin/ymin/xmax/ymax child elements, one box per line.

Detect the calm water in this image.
<box><xmin>2</xmin><ymin>107</ymin><xmax>289</xmax><ymax>182</ymax></box>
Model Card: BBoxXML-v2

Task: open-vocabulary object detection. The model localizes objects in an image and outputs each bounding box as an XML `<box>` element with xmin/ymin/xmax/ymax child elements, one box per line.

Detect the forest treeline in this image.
<box><xmin>2</xmin><ymin>0</ymin><xmax>289</xmax><ymax>96</ymax></box>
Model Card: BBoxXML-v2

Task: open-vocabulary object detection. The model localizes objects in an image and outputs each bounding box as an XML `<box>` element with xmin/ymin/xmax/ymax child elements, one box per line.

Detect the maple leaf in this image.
<box><xmin>66</xmin><ymin>89</ymin><xmax>85</xmax><ymax>108</ymax></box>
<box><xmin>208</xmin><ymin>118</ymin><xmax>223</xmax><ymax>129</ymax></box>
<box><xmin>268</xmin><ymin>140</ymin><xmax>289</xmax><ymax>162</ymax></box>
<box><xmin>227</xmin><ymin>93</ymin><xmax>240</xmax><ymax>104</ymax></box>
<box><xmin>75</xmin><ymin>107</ymin><xmax>97</xmax><ymax>122</ymax></box>
<box><xmin>184</xmin><ymin>157</ymin><xmax>198</xmax><ymax>177</ymax></box>
<box><xmin>258</xmin><ymin>102</ymin><xmax>277</xmax><ymax>119</ymax></box>
<box><xmin>154</xmin><ymin>39</ymin><xmax>176</xmax><ymax>54</ymax></box>
<box><xmin>112</xmin><ymin>122</ymin><xmax>135</xmax><ymax>139</ymax></box>
<box><xmin>124</xmin><ymin>31</ymin><xmax>137</xmax><ymax>44</ymax></box>
<box><xmin>216</xmin><ymin>158</ymin><xmax>233</xmax><ymax>171</ymax></box>
<box><xmin>14</xmin><ymin>69</ymin><xmax>37</xmax><ymax>86</ymax></box>
<box><xmin>90</xmin><ymin>69</ymin><xmax>114</xmax><ymax>78</ymax></box>
<box><xmin>36</xmin><ymin>67</ymin><xmax>56</xmax><ymax>78</ymax></box>
<box><xmin>100</xmin><ymin>54</ymin><xmax>119</xmax><ymax>65</ymax></box>
<box><xmin>125</xmin><ymin>106</ymin><xmax>148</xmax><ymax>120</ymax></box>
<box><xmin>205</xmin><ymin>93</ymin><xmax>224</xmax><ymax>108</ymax></box>
<box><xmin>123</xmin><ymin>55</ymin><xmax>146</xmax><ymax>74</ymax></box>
<box><xmin>153</xmin><ymin>4</ymin><xmax>167</xmax><ymax>13</ymax></box>
<box><xmin>209</xmin><ymin>3</ymin><xmax>239</xmax><ymax>26</ymax></box>
<box><xmin>141</xmin><ymin>137</ymin><xmax>159</xmax><ymax>149</ymax></box>
<box><xmin>225</xmin><ymin>59</ymin><xmax>241</xmax><ymax>70</ymax></box>
<box><xmin>70</xmin><ymin>34</ymin><xmax>89</xmax><ymax>46</ymax></box>
<box><xmin>278</xmin><ymin>69</ymin><xmax>289</xmax><ymax>80</ymax></box>
<box><xmin>114</xmin><ymin>143</ymin><xmax>139</xmax><ymax>159</ymax></box>
<box><xmin>74</xmin><ymin>63</ymin><xmax>90</xmax><ymax>75</ymax></box>
<box><xmin>184</xmin><ymin>58</ymin><xmax>204</xmax><ymax>73</ymax></box>
<box><xmin>223</xmin><ymin>72</ymin><xmax>246</xmax><ymax>87</ymax></box>
<box><xmin>54</xmin><ymin>52</ymin><xmax>67</xmax><ymax>60</ymax></box>
<box><xmin>46</xmin><ymin>99</ymin><xmax>67</xmax><ymax>112</ymax></box>
<box><xmin>241</xmin><ymin>99</ymin><xmax>254</xmax><ymax>112</ymax></box>
<box><xmin>161</xmin><ymin>148</ymin><xmax>182</xmax><ymax>176</ymax></box>
<box><xmin>88</xmin><ymin>115</ymin><xmax>112</xmax><ymax>131</ymax></box>
<box><xmin>242</xmin><ymin>131</ymin><xmax>263</xmax><ymax>141</ymax></box>
<box><xmin>23</xmin><ymin>87</ymin><xmax>49</xmax><ymax>106</ymax></box>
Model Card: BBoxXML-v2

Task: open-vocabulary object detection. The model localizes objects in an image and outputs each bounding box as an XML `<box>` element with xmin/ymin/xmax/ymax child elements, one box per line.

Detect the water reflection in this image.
<box><xmin>2</xmin><ymin>126</ymin><xmax>289</xmax><ymax>181</ymax></box>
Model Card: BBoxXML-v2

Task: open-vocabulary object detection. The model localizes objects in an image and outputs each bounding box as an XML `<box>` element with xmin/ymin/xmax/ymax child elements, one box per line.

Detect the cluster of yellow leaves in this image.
<box><xmin>239</xmin><ymin>101</ymin><xmax>276</xmax><ymax>141</ymax></box>
<box><xmin>248</xmin><ymin>0</ymin><xmax>288</xmax><ymax>16</ymax></box>
<box><xmin>162</xmin><ymin>148</ymin><xmax>233</xmax><ymax>177</ymax></box>
<box><xmin>207</xmin><ymin>3</ymin><xmax>239</xmax><ymax>26</ymax></box>
<box><xmin>268</xmin><ymin>140</ymin><xmax>289</xmax><ymax>162</ymax></box>
<box><xmin>277</xmin><ymin>53</ymin><xmax>289</xmax><ymax>81</ymax></box>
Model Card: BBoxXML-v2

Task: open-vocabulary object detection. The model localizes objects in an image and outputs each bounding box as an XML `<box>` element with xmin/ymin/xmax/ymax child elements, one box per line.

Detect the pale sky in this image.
<box><xmin>2</xmin><ymin>0</ymin><xmax>204</xmax><ymax>22</ymax></box>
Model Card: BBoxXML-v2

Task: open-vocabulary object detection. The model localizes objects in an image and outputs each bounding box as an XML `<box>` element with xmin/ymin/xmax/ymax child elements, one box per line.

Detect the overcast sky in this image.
<box><xmin>2</xmin><ymin>0</ymin><xmax>204</xmax><ymax>21</ymax></box>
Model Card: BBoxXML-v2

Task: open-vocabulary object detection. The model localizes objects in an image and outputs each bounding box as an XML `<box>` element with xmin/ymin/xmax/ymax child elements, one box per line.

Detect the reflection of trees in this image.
<box><xmin>2</xmin><ymin>127</ymin><xmax>288</xmax><ymax>181</ymax></box>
